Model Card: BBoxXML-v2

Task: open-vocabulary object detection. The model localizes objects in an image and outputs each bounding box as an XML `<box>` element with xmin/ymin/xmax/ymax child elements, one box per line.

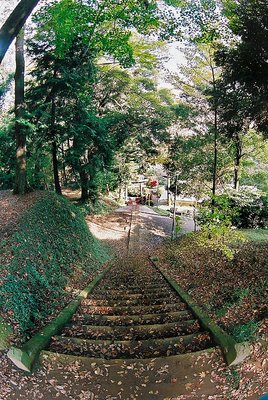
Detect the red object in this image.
<box><xmin>147</xmin><ymin>179</ymin><xmax>158</xmax><ymax>188</ymax></box>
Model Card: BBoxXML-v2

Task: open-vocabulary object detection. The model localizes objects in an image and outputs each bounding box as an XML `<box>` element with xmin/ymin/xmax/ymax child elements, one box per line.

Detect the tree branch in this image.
<box><xmin>0</xmin><ymin>0</ymin><xmax>40</xmax><ymax>64</ymax></box>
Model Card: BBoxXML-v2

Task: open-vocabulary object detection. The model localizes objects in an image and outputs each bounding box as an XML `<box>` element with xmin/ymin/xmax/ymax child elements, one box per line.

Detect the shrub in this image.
<box><xmin>196</xmin><ymin>194</ymin><xmax>245</xmax><ymax>259</ymax></box>
<box><xmin>228</xmin><ymin>189</ymin><xmax>268</xmax><ymax>228</ymax></box>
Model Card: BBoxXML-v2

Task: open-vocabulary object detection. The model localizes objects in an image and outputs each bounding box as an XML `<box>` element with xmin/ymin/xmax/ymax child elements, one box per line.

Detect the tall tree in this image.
<box><xmin>216</xmin><ymin>0</ymin><xmax>268</xmax><ymax>136</ymax></box>
<box><xmin>216</xmin><ymin>80</ymin><xmax>252</xmax><ymax>191</ymax></box>
<box><xmin>13</xmin><ymin>29</ymin><xmax>27</xmax><ymax>195</ymax></box>
<box><xmin>170</xmin><ymin>44</ymin><xmax>227</xmax><ymax>196</ymax></box>
<box><xmin>24</xmin><ymin>0</ymin><xmax>174</xmax><ymax>199</ymax></box>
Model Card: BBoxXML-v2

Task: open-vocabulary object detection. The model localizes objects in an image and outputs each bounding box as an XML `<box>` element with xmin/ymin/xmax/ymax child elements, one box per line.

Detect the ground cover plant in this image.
<box><xmin>0</xmin><ymin>191</ymin><xmax>111</xmax><ymax>341</ymax></box>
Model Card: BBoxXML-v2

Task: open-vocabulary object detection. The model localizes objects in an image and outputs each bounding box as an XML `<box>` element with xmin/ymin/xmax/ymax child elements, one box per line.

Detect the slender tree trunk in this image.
<box><xmin>52</xmin><ymin>140</ymin><xmax>62</xmax><ymax>195</ymax></box>
<box><xmin>171</xmin><ymin>176</ymin><xmax>178</xmax><ymax>240</ymax></box>
<box><xmin>210</xmin><ymin>60</ymin><xmax>218</xmax><ymax>206</ymax></box>
<box><xmin>62</xmin><ymin>163</ymin><xmax>67</xmax><ymax>186</ymax></box>
<box><xmin>167</xmin><ymin>176</ymin><xmax>171</xmax><ymax>206</ymax></box>
<box><xmin>61</xmin><ymin>146</ymin><xmax>68</xmax><ymax>185</ymax></box>
<box><xmin>13</xmin><ymin>29</ymin><xmax>27</xmax><ymax>195</ymax></box>
<box><xmin>234</xmin><ymin>135</ymin><xmax>242</xmax><ymax>192</ymax></box>
<box><xmin>234</xmin><ymin>163</ymin><xmax>240</xmax><ymax>192</ymax></box>
<box><xmin>0</xmin><ymin>0</ymin><xmax>40</xmax><ymax>64</ymax></box>
<box><xmin>33</xmin><ymin>153</ymin><xmax>41</xmax><ymax>188</ymax></box>
<box><xmin>193</xmin><ymin>203</ymin><xmax>197</xmax><ymax>232</ymax></box>
<box><xmin>212</xmin><ymin>107</ymin><xmax>218</xmax><ymax>199</ymax></box>
<box><xmin>80</xmin><ymin>170</ymin><xmax>89</xmax><ymax>203</ymax></box>
<box><xmin>50</xmin><ymin>89</ymin><xmax>62</xmax><ymax>195</ymax></box>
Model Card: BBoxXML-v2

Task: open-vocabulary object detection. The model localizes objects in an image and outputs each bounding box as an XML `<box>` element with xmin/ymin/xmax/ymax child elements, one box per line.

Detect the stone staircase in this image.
<box><xmin>47</xmin><ymin>258</ymin><xmax>214</xmax><ymax>360</ymax></box>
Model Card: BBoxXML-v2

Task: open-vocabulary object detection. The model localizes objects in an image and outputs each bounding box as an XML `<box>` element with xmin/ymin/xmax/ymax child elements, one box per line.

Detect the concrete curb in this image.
<box><xmin>7</xmin><ymin>266</ymin><xmax>111</xmax><ymax>372</ymax></box>
<box><xmin>150</xmin><ymin>257</ymin><xmax>251</xmax><ymax>366</ymax></box>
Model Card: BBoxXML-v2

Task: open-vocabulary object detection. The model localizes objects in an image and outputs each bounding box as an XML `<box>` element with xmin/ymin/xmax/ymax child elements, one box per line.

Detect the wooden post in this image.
<box><xmin>171</xmin><ymin>176</ymin><xmax>178</xmax><ymax>240</ymax></box>
<box><xmin>125</xmin><ymin>185</ymin><xmax>128</xmax><ymax>203</ymax></box>
<box><xmin>167</xmin><ymin>176</ymin><xmax>171</xmax><ymax>206</ymax></box>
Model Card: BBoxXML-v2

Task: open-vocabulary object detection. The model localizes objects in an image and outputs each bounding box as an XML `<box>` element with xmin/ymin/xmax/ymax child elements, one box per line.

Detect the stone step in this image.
<box><xmin>72</xmin><ymin>310</ymin><xmax>193</xmax><ymax>326</ymax></box>
<box><xmin>100</xmin><ymin>284</ymin><xmax>169</xmax><ymax>292</ymax></box>
<box><xmin>82</xmin><ymin>296</ymin><xmax>180</xmax><ymax>307</ymax></box>
<box><xmin>91</xmin><ymin>291</ymin><xmax>170</xmax><ymax>300</ymax></box>
<box><xmin>94</xmin><ymin>288</ymin><xmax>171</xmax><ymax>297</ymax></box>
<box><xmin>78</xmin><ymin>301</ymin><xmax>187</xmax><ymax>316</ymax></box>
<box><xmin>61</xmin><ymin>320</ymin><xmax>200</xmax><ymax>341</ymax></box>
<box><xmin>49</xmin><ymin>332</ymin><xmax>213</xmax><ymax>359</ymax></box>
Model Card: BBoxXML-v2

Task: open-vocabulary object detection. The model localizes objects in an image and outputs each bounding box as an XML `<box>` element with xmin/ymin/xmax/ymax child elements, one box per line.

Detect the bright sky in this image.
<box><xmin>165</xmin><ymin>42</ymin><xmax>187</xmax><ymax>73</ymax></box>
<box><xmin>157</xmin><ymin>42</ymin><xmax>186</xmax><ymax>92</ymax></box>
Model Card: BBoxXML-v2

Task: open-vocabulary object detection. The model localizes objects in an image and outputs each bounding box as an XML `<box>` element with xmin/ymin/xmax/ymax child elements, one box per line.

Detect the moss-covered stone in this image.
<box><xmin>0</xmin><ymin>317</ymin><xmax>13</xmax><ymax>350</ymax></box>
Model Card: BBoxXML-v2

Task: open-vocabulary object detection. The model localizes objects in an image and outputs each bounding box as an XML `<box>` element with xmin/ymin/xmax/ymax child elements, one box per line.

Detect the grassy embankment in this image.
<box><xmin>241</xmin><ymin>228</ymin><xmax>268</xmax><ymax>242</ymax></box>
<box><xmin>0</xmin><ymin>192</ymin><xmax>111</xmax><ymax>345</ymax></box>
<box><xmin>159</xmin><ymin>230</ymin><xmax>267</xmax><ymax>343</ymax></box>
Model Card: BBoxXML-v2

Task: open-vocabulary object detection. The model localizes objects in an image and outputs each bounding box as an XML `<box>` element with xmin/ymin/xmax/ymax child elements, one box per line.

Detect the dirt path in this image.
<box><xmin>86</xmin><ymin>205</ymin><xmax>194</xmax><ymax>256</ymax></box>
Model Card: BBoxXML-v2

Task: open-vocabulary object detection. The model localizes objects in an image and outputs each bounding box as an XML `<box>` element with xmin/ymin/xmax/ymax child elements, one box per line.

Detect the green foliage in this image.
<box><xmin>228</xmin><ymin>320</ymin><xmax>260</xmax><ymax>343</ymax></box>
<box><xmin>33</xmin><ymin>0</ymin><xmax>163</xmax><ymax>64</ymax></box>
<box><xmin>216</xmin><ymin>0</ymin><xmax>268</xmax><ymax>136</ymax></box>
<box><xmin>26</xmin><ymin>145</ymin><xmax>54</xmax><ymax>190</ymax></box>
<box><xmin>228</xmin><ymin>190</ymin><xmax>268</xmax><ymax>228</ymax></box>
<box><xmin>24</xmin><ymin>1</ymin><xmax>176</xmax><ymax>202</ymax></box>
<box><xmin>79</xmin><ymin>197</ymin><xmax>117</xmax><ymax>216</ymax></box>
<box><xmin>215</xmin><ymin>287</ymin><xmax>250</xmax><ymax>318</ymax></box>
<box><xmin>167</xmin><ymin>43</ymin><xmax>235</xmax><ymax>198</ymax></box>
<box><xmin>224</xmin><ymin>368</ymin><xmax>241</xmax><ymax>390</ymax></box>
<box><xmin>166</xmin><ymin>133</ymin><xmax>220</xmax><ymax>197</ymax></box>
<box><xmin>175</xmin><ymin>215</ymin><xmax>182</xmax><ymax>235</ymax></box>
<box><xmin>0</xmin><ymin>119</ymin><xmax>15</xmax><ymax>189</ymax></box>
<box><xmin>0</xmin><ymin>193</ymin><xmax>110</xmax><ymax>336</ymax></box>
<box><xmin>196</xmin><ymin>194</ymin><xmax>246</xmax><ymax>259</ymax></box>
<box><xmin>198</xmin><ymin>194</ymin><xmax>238</xmax><ymax>227</ymax></box>
<box><xmin>0</xmin><ymin>73</ymin><xmax>13</xmax><ymax>106</ymax></box>
<box><xmin>176</xmin><ymin>0</ymin><xmax>225</xmax><ymax>44</ymax></box>
<box><xmin>241</xmin><ymin>229</ymin><xmax>268</xmax><ymax>242</ymax></box>
<box><xmin>148</xmin><ymin>206</ymin><xmax>170</xmax><ymax>217</ymax></box>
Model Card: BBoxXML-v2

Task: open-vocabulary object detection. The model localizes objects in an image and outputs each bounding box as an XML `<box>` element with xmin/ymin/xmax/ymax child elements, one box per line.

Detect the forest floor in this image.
<box><xmin>0</xmin><ymin>195</ymin><xmax>267</xmax><ymax>399</ymax></box>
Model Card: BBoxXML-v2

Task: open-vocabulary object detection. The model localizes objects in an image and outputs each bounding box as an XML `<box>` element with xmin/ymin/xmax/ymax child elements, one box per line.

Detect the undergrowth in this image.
<box><xmin>0</xmin><ymin>192</ymin><xmax>111</xmax><ymax>337</ymax></box>
<box><xmin>228</xmin><ymin>320</ymin><xmax>260</xmax><ymax>342</ymax></box>
<box><xmin>147</xmin><ymin>206</ymin><xmax>170</xmax><ymax>217</ymax></box>
<box><xmin>79</xmin><ymin>197</ymin><xmax>118</xmax><ymax>216</ymax></box>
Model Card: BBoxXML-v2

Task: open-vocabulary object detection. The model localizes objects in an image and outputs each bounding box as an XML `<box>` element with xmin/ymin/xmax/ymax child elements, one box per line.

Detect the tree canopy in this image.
<box><xmin>0</xmin><ymin>0</ymin><xmax>268</xmax><ymax>205</ymax></box>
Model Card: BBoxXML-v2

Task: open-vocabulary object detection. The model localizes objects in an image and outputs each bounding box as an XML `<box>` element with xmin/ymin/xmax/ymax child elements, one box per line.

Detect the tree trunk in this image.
<box><xmin>80</xmin><ymin>170</ymin><xmax>89</xmax><ymax>203</ymax></box>
<box><xmin>212</xmin><ymin>108</ymin><xmax>218</xmax><ymax>199</ymax></box>
<box><xmin>233</xmin><ymin>134</ymin><xmax>242</xmax><ymax>191</ymax></box>
<box><xmin>171</xmin><ymin>176</ymin><xmax>178</xmax><ymax>240</ymax></box>
<box><xmin>50</xmin><ymin>89</ymin><xmax>62</xmax><ymax>195</ymax></box>
<box><xmin>210</xmin><ymin>61</ymin><xmax>218</xmax><ymax>206</ymax></box>
<box><xmin>61</xmin><ymin>146</ymin><xmax>68</xmax><ymax>185</ymax></box>
<box><xmin>234</xmin><ymin>162</ymin><xmax>240</xmax><ymax>192</ymax></box>
<box><xmin>33</xmin><ymin>152</ymin><xmax>41</xmax><ymax>188</ymax></box>
<box><xmin>167</xmin><ymin>176</ymin><xmax>171</xmax><ymax>206</ymax></box>
<box><xmin>0</xmin><ymin>0</ymin><xmax>40</xmax><ymax>64</ymax></box>
<box><xmin>52</xmin><ymin>141</ymin><xmax>62</xmax><ymax>195</ymax></box>
<box><xmin>13</xmin><ymin>29</ymin><xmax>27</xmax><ymax>195</ymax></box>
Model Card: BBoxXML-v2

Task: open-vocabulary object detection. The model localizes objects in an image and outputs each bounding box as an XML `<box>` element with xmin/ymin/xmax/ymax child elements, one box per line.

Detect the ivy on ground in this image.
<box><xmin>0</xmin><ymin>192</ymin><xmax>111</xmax><ymax>337</ymax></box>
